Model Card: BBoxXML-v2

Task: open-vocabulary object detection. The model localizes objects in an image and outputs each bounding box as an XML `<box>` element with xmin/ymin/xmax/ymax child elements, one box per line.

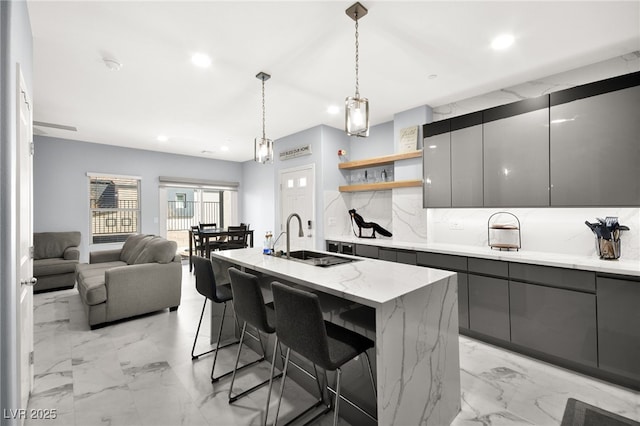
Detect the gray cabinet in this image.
<box><xmin>451</xmin><ymin>119</ymin><xmax>483</xmax><ymax>207</ymax></box>
<box><xmin>355</xmin><ymin>244</ymin><xmax>378</xmax><ymax>259</ymax></box>
<box><xmin>510</xmin><ymin>281</ymin><xmax>597</xmax><ymax>366</ymax></box>
<box><xmin>483</xmin><ymin>98</ymin><xmax>550</xmax><ymax>207</ymax></box>
<box><xmin>458</xmin><ymin>273</ymin><xmax>469</xmax><ymax>329</ymax></box>
<box><xmin>423</xmin><ymin>132</ymin><xmax>451</xmax><ymax>207</ymax></box>
<box><xmin>468</xmin><ymin>274</ymin><xmax>510</xmax><ymax>341</ymax></box>
<box><xmin>509</xmin><ymin>263</ymin><xmax>595</xmax><ymax>292</ymax></box>
<box><xmin>416</xmin><ymin>252</ymin><xmax>467</xmax><ymax>271</ymax></box>
<box><xmin>378</xmin><ymin>248</ymin><xmax>396</xmax><ymax>262</ymax></box>
<box><xmin>396</xmin><ymin>250</ymin><xmax>417</xmax><ymax>265</ymax></box>
<box><xmin>550</xmin><ymin>85</ymin><xmax>640</xmax><ymax>206</ymax></box>
<box><xmin>597</xmin><ymin>276</ymin><xmax>640</xmax><ymax>381</ymax></box>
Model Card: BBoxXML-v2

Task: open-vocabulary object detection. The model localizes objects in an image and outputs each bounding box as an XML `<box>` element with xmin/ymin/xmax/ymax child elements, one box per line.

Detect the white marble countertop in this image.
<box><xmin>326</xmin><ymin>235</ymin><xmax>640</xmax><ymax>277</ymax></box>
<box><xmin>210</xmin><ymin>247</ymin><xmax>456</xmax><ymax>308</ymax></box>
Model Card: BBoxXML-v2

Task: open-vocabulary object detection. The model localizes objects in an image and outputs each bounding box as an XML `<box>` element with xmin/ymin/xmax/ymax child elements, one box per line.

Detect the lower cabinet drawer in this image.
<box><xmin>510</xmin><ymin>281</ymin><xmax>597</xmax><ymax>367</ymax></box>
<box><xmin>378</xmin><ymin>248</ymin><xmax>397</xmax><ymax>262</ymax></box>
<box><xmin>356</xmin><ymin>244</ymin><xmax>379</xmax><ymax>259</ymax></box>
<box><xmin>468</xmin><ymin>274</ymin><xmax>510</xmax><ymax>341</ymax></box>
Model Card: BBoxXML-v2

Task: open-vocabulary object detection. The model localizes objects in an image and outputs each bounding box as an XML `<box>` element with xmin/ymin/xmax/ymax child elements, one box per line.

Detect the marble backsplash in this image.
<box><xmin>327</xmin><ymin>186</ymin><xmax>640</xmax><ymax>261</ymax></box>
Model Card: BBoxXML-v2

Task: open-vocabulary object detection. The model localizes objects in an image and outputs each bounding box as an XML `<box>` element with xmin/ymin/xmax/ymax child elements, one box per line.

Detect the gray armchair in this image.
<box><xmin>33</xmin><ymin>231</ymin><xmax>81</xmax><ymax>292</ymax></box>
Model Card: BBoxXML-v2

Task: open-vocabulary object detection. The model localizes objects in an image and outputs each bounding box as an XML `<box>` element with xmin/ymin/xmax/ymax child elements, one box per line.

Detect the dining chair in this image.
<box><xmin>222</xmin><ymin>225</ymin><xmax>248</xmax><ymax>250</ymax></box>
<box><xmin>190</xmin><ymin>225</ymin><xmax>206</xmax><ymax>272</ymax></box>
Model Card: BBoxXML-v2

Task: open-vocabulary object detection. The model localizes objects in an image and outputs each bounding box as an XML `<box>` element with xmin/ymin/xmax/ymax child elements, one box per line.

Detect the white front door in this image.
<box><xmin>17</xmin><ymin>67</ymin><xmax>34</xmax><ymax>411</ymax></box>
<box><xmin>279</xmin><ymin>164</ymin><xmax>315</xmax><ymax>252</ymax></box>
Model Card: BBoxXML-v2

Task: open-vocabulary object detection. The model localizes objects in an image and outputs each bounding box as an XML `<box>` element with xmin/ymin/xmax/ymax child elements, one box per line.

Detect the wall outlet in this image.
<box><xmin>328</xmin><ymin>217</ymin><xmax>336</xmax><ymax>226</ymax></box>
<box><xmin>449</xmin><ymin>221</ymin><xmax>464</xmax><ymax>230</ymax></box>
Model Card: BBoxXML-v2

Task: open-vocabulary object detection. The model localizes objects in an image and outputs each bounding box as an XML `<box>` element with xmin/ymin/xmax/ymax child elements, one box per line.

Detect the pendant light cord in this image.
<box><xmin>354</xmin><ymin>12</ymin><xmax>360</xmax><ymax>98</ymax></box>
<box><xmin>261</xmin><ymin>78</ymin><xmax>266</xmax><ymax>140</ymax></box>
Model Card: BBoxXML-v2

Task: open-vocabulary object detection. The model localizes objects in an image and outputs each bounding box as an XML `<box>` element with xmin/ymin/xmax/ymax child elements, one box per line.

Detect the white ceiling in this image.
<box><xmin>27</xmin><ymin>1</ymin><xmax>640</xmax><ymax>162</ymax></box>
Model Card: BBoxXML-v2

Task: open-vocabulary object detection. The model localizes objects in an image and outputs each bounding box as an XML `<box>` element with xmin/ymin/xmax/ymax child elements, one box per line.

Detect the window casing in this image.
<box><xmin>89</xmin><ymin>175</ymin><xmax>141</xmax><ymax>244</ymax></box>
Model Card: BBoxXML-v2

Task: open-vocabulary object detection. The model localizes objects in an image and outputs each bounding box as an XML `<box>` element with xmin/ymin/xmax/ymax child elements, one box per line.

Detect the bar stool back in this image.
<box><xmin>227</xmin><ymin>268</ymin><xmax>282</xmax><ymax>405</ymax></box>
<box><xmin>269</xmin><ymin>282</ymin><xmax>377</xmax><ymax>426</ymax></box>
<box><xmin>191</xmin><ymin>255</ymin><xmax>240</xmax><ymax>382</ymax></box>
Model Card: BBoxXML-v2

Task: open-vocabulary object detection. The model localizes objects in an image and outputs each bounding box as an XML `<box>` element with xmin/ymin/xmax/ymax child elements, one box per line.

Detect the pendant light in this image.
<box><xmin>345</xmin><ymin>2</ymin><xmax>369</xmax><ymax>137</ymax></box>
<box><xmin>255</xmin><ymin>71</ymin><xmax>273</xmax><ymax>163</ymax></box>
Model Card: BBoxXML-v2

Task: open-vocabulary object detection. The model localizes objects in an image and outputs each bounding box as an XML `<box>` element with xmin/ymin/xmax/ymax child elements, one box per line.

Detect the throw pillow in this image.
<box><xmin>134</xmin><ymin>238</ymin><xmax>177</xmax><ymax>264</ymax></box>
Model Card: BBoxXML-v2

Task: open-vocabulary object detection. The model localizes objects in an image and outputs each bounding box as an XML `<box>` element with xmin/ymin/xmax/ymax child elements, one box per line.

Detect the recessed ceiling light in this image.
<box><xmin>221</xmin><ymin>146</ymin><xmax>229</xmax><ymax>152</ymax></box>
<box><xmin>157</xmin><ymin>135</ymin><xmax>168</xmax><ymax>142</ymax></box>
<box><xmin>491</xmin><ymin>34</ymin><xmax>514</xmax><ymax>50</ymax></box>
<box><xmin>327</xmin><ymin>105</ymin><xmax>340</xmax><ymax>114</ymax></box>
<box><xmin>191</xmin><ymin>52</ymin><xmax>212</xmax><ymax>68</ymax></box>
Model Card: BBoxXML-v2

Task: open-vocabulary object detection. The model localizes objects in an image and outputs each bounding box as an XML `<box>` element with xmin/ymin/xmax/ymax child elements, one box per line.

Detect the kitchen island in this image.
<box><xmin>211</xmin><ymin>247</ymin><xmax>460</xmax><ymax>426</ymax></box>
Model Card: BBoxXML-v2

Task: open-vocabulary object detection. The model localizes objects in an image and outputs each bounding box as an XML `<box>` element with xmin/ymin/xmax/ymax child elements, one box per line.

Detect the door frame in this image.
<box><xmin>278</xmin><ymin>163</ymin><xmax>316</xmax><ymax>249</ymax></box>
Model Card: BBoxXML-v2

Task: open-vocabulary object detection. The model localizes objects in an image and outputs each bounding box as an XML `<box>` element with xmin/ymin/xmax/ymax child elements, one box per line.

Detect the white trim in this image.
<box><xmin>158</xmin><ymin>176</ymin><xmax>239</xmax><ymax>189</ymax></box>
<box><xmin>86</xmin><ymin>171</ymin><xmax>142</xmax><ymax>180</ymax></box>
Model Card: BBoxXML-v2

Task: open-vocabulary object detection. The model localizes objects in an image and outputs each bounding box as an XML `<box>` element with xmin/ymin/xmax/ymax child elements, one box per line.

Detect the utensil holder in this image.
<box><xmin>596</xmin><ymin>237</ymin><xmax>621</xmax><ymax>260</ymax></box>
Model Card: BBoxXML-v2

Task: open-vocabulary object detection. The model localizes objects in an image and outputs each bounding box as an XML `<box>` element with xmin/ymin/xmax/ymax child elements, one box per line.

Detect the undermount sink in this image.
<box><xmin>287</xmin><ymin>250</ymin><xmax>359</xmax><ymax>267</ymax></box>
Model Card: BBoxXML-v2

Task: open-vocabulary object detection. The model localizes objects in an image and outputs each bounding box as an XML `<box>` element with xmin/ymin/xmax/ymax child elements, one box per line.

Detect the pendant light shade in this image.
<box><xmin>345</xmin><ymin>2</ymin><xmax>369</xmax><ymax>137</ymax></box>
<box><xmin>255</xmin><ymin>72</ymin><xmax>274</xmax><ymax>164</ymax></box>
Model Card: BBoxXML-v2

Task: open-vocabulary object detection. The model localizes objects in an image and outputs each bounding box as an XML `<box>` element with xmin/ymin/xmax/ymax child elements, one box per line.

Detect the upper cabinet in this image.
<box><xmin>451</xmin><ymin>113</ymin><xmax>483</xmax><ymax>207</ymax></box>
<box><xmin>423</xmin><ymin>121</ymin><xmax>451</xmax><ymax>207</ymax></box>
<box><xmin>483</xmin><ymin>97</ymin><xmax>550</xmax><ymax>207</ymax></box>
<box><xmin>422</xmin><ymin>70</ymin><xmax>640</xmax><ymax>208</ymax></box>
<box><xmin>550</xmin><ymin>81</ymin><xmax>640</xmax><ymax>206</ymax></box>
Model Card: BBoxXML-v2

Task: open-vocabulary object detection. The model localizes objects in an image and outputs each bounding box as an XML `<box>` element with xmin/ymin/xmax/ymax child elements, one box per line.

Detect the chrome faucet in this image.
<box><xmin>286</xmin><ymin>213</ymin><xmax>304</xmax><ymax>259</ymax></box>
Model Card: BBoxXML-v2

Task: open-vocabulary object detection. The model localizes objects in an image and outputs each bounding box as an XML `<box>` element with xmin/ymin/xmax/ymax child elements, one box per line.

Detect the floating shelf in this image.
<box><xmin>339</xmin><ymin>179</ymin><xmax>422</xmax><ymax>192</ymax></box>
<box><xmin>338</xmin><ymin>150</ymin><xmax>422</xmax><ymax>170</ymax></box>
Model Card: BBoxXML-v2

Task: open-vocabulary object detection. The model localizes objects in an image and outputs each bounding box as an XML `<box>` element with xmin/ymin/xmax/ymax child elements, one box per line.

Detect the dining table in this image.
<box><xmin>188</xmin><ymin>227</ymin><xmax>254</xmax><ymax>271</ymax></box>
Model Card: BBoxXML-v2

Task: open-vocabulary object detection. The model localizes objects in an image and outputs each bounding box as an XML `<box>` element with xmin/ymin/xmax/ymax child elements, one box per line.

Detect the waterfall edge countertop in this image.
<box><xmin>210</xmin><ymin>246</ymin><xmax>462</xmax><ymax>426</ymax></box>
<box><xmin>210</xmin><ymin>247</ymin><xmax>456</xmax><ymax>308</ymax></box>
<box><xmin>326</xmin><ymin>236</ymin><xmax>640</xmax><ymax>277</ymax></box>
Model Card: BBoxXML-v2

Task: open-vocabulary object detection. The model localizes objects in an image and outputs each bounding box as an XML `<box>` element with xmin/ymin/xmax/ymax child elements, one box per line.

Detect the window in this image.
<box><xmin>89</xmin><ymin>175</ymin><xmax>140</xmax><ymax>244</ymax></box>
<box><xmin>175</xmin><ymin>193</ymin><xmax>186</xmax><ymax>209</ymax></box>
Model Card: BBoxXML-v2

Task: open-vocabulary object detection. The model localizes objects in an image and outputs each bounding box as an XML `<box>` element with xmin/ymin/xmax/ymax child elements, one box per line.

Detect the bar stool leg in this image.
<box><xmin>211</xmin><ymin>302</ymin><xmax>230</xmax><ymax>382</ymax></box>
<box><xmin>333</xmin><ymin>368</ymin><xmax>342</xmax><ymax>426</ymax></box>
<box><xmin>363</xmin><ymin>351</ymin><xmax>377</xmax><ymax>399</ymax></box>
<box><xmin>228</xmin><ymin>321</ymin><xmax>248</xmax><ymax>400</ymax></box>
<box><xmin>264</xmin><ymin>336</ymin><xmax>280</xmax><ymax>426</ymax></box>
<box><xmin>191</xmin><ymin>298</ymin><xmax>216</xmax><ymax>359</ymax></box>
<box><xmin>272</xmin><ymin>347</ymin><xmax>291</xmax><ymax>426</ymax></box>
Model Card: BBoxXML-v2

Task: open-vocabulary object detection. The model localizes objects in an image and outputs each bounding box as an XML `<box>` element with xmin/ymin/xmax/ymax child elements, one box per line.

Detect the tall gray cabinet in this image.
<box><xmin>483</xmin><ymin>97</ymin><xmax>550</xmax><ymax>207</ymax></box>
<box><xmin>550</xmin><ymin>78</ymin><xmax>640</xmax><ymax>206</ymax></box>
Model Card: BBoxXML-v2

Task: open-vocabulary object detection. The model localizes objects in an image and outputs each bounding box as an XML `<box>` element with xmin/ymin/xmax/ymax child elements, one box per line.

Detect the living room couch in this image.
<box><xmin>76</xmin><ymin>234</ymin><xmax>182</xmax><ymax>329</ymax></box>
<box><xmin>33</xmin><ymin>231</ymin><xmax>81</xmax><ymax>293</ymax></box>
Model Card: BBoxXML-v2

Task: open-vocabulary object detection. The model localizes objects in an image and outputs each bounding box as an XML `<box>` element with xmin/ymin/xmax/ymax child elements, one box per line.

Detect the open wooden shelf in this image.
<box><xmin>339</xmin><ymin>179</ymin><xmax>422</xmax><ymax>193</ymax></box>
<box><xmin>338</xmin><ymin>150</ymin><xmax>422</xmax><ymax>170</ymax></box>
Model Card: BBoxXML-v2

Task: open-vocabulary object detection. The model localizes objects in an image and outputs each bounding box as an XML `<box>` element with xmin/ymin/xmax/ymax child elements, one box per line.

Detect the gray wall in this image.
<box><xmin>240</xmin><ymin>124</ymin><xmax>351</xmax><ymax>250</ymax></box>
<box><xmin>33</xmin><ymin>136</ymin><xmax>243</xmax><ymax>261</ymax></box>
<box><xmin>241</xmin><ymin>158</ymin><xmax>275</xmax><ymax>242</ymax></box>
<box><xmin>1</xmin><ymin>0</ymin><xmax>33</xmax><ymax>421</ymax></box>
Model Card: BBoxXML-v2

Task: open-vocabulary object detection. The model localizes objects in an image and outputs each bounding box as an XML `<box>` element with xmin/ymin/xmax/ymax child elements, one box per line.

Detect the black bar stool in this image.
<box><xmin>191</xmin><ymin>256</ymin><xmax>261</xmax><ymax>382</ymax></box>
<box><xmin>227</xmin><ymin>268</ymin><xmax>283</xmax><ymax>405</ymax></box>
<box><xmin>268</xmin><ymin>282</ymin><xmax>377</xmax><ymax>426</ymax></box>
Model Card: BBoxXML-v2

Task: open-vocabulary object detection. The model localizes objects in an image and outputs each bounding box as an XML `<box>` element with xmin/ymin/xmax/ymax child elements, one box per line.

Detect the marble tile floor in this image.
<box><xmin>26</xmin><ymin>265</ymin><xmax>639</xmax><ymax>426</ymax></box>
